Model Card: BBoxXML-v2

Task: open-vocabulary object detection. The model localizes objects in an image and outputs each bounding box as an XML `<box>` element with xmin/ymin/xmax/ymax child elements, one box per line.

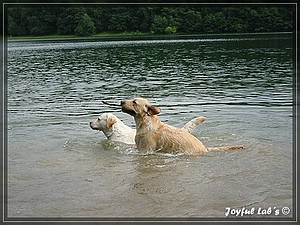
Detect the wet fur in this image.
<box><xmin>121</xmin><ymin>98</ymin><xmax>243</xmax><ymax>154</ymax></box>
<box><xmin>90</xmin><ymin>112</ymin><xmax>207</xmax><ymax>146</ymax></box>
<box><xmin>90</xmin><ymin>113</ymin><xmax>136</xmax><ymax>145</ymax></box>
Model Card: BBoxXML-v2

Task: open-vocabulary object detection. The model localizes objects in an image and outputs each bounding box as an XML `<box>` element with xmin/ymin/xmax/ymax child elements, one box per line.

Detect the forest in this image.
<box><xmin>6</xmin><ymin>5</ymin><xmax>294</xmax><ymax>37</ymax></box>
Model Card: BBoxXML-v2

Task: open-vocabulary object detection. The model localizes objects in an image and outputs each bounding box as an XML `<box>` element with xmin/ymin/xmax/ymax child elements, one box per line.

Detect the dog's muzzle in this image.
<box><xmin>89</xmin><ymin>122</ymin><xmax>98</xmax><ymax>130</ymax></box>
<box><xmin>121</xmin><ymin>101</ymin><xmax>137</xmax><ymax>116</ymax></box>
<box><xmin>121</xmin><ymin>107</ymin><xmax>137</xmax><ymax>116</ymax></box>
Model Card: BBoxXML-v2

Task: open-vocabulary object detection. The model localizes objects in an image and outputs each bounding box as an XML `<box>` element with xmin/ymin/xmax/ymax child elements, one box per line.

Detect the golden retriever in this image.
<box><xmin>90</xmin><ymin>112</ymin><xmax>206</xmax><ymax>145</ymax></box>
<box><xmin>121</xmin><ymin>98</ymin><xmax>243</xmax><ymax>154</ymax></box>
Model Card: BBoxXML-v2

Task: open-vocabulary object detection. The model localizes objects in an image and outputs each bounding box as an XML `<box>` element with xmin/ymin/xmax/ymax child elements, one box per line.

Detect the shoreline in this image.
<box><xmin>7</xmin><ymin>31</ymin><xmax>293</xmax><ymax>42</ymax></box>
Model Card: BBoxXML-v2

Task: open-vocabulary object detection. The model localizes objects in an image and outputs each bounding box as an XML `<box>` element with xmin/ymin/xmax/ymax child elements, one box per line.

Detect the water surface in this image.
<box><xmin>7</xmin><ymin>33</ymin><xmax>293</xmax><ymax>219</ymax></box>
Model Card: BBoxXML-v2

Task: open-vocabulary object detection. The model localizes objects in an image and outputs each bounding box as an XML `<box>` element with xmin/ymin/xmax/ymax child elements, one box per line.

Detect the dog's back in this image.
<box><xmin>135</xmin><ymin>115</ymin><xmax>207</xmax><ymax>154</ymax></box>
<box><xmin>110</xmin><ymin>118</ymin><xmax>136</xmax><ymax>144</ymax></box>
<box><xmin>121</xmin><ymin>98</ymin><xmax>243</xmax><ymax>154</ymax></box>
<box><xmin>91</xmin><ymin>112</ymin><xmax>205</xmax><ymax>147</ymax></box>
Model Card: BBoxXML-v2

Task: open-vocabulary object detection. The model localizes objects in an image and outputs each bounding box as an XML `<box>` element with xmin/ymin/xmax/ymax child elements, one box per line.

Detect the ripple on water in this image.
<box><xmin>7</xmin><ymin>34</ymin><xmax>293</xmax><ymax>217</ymax></box>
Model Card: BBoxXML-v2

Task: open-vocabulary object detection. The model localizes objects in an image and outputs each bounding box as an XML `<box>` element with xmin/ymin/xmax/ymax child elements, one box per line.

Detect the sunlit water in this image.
<box><xmin>6</xmin><ymin>33</ymin><xmax>293</xmax><ymax>219</ymax></box>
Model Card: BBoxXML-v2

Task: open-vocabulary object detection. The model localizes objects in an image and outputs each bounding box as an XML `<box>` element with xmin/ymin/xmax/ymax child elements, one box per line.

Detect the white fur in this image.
<box><xmin>90</xmin><ymin>113</ymin><xmax>135</xmax><ymax>145</ymax></box>
<box><xmin>90</xmin><ymin>112</ymin><xmax>206</xmax><ymax>146</ymax></box>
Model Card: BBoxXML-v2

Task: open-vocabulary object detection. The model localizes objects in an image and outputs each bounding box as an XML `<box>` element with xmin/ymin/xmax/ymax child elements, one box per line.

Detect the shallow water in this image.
<box><xmin>6</xmin><ymin>33</ymin><xmax>293</xmax><ymax>219</ymax></box>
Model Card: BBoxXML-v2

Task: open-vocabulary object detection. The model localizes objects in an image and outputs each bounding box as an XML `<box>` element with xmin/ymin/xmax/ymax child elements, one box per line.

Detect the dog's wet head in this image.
<box><xmin>121</xmin><ymin>98</ymin><xmax>161</xmax><ymax>117</ymax></box>
<box><xmin>89</xmin><ymin>113</ymin><xmax>117</xmax><ymax>131</ymax></box>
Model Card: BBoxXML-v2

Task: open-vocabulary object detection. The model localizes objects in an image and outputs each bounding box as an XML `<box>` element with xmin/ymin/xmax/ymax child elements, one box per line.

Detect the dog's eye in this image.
<box><xmin>98</xmin><ymin>118</ymin><xmax>101</xmax><ymax>121</ymax></box>
<box><xmin>144</xmin><ymin>104</ymin><xmax>147</xmax><ymax>107</ymax></box>
<box><xmin>133</xmin><ymin>100</ymin><xmax>137</xmax><ymax>104</ymax></box>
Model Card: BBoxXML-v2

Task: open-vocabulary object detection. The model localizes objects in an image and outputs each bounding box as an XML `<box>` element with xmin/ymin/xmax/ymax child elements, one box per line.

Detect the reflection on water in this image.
<box><xmin>8</xmin><ymin>34</ymin><xmax>292</xmax><ymax>121</ymax></box>
<box><xmin>7</xmin><ymin>33</ymin><xmax>293</xmax><ymax>218</ymax></box>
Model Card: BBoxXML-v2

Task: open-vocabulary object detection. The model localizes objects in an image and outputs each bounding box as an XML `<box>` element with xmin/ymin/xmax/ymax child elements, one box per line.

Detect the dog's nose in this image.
<box><xmin>121</xmin><ymin>101</ymin><xmax>125</xmax><ymax>106</ymax></box>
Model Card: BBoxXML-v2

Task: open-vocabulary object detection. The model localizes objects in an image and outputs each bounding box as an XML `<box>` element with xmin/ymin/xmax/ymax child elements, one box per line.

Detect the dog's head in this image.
<box><xmin>89</xmin><ymin>113</ymin><xmax>117</xmax><ymax>132</ymax></box>
<box><xmin>121</xmin><ymin>98</ymin><xmax>161</xmax><ymax>117</ymax></box>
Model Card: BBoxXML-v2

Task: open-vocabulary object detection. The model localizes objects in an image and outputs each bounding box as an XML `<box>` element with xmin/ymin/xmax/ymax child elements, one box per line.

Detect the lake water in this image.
<box><xmin>6</xmin><ymin>33</ymin><xmax>294</xmax><ymax>220</ymax></box>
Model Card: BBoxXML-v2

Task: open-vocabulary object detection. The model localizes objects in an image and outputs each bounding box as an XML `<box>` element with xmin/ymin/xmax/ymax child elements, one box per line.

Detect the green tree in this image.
<box><xmin>150</xmin><ymin>15</ymin><xmax>168</xmax><ymax>34</ymax></box>
<box><xmin>86</xmin><ymin>8</ymin><xmax>107</xmax><ymax>32</ymax></box>
<box><xmin>176</xmin><ymin>8</ymin><xmax>203</xmax><ymax>33</ymax></box>
<box><xmin>75</xmin><ymin>13</ymin><xmax>95</xmax><ymax>36</ymax></box>
<box><xmin>7</xmin><ymin>13</ymin><xmax>18</xmax><ymax>36</ymax></box>
<box><xmin>165</xmin><ymin>26</ymin><xmax>177</xmax><ymax>34</ymax></box>
<box><xmin>135</xmin><ymin>7</ymin><xmax>152</xmax><ymax>32</ymax></box>
<box><xmin>107</xmin><ymin>7</ymin><xmax>132</xmax><ymax>32</ymax></box>
<box><xmin>104</xmin><ymin>7</ymin><xmax>146</xmax><ymax>32</ymax></box>
<box><xmin>8</xmin><ymin>7</ymin><xmax>58</xmax><ymax>36</ymax></box>
<box><xmin>6</xmin><ymin>6</ymin><xmax>294</xmax><ymax>37</ymax></box>
<box><xmin>57</xmin><ymin>7</ymin><xmax>86</xmax><ymax>35</ymax></box>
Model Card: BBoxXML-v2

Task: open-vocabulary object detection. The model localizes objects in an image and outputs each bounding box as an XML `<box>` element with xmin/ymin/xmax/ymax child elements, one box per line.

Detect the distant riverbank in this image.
<box><xmin>7</xmin><ymin>32</ymin><xmax>154</xmax><ymax>41</ymax></box>
<box><xmin>7</xmin><ymin>31</ymin><xmax>293</xmax><ymax>42</ymax></box>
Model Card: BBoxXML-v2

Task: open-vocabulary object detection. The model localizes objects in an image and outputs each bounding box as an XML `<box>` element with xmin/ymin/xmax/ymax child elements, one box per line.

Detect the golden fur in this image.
<box><xmin>121</xmin><ymin>98</ymin><xmax>243</xmax><ymax>155</ymax></box>
<box><xmin>90</xmin><ymin>112</ymin><xmax>206</xmax><ymax>146</ymax></box>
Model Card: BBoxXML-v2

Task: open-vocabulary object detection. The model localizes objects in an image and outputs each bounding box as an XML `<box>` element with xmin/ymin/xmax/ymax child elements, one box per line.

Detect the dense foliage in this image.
<box><xmin>7</xmin><ymin>6</ymin><xmax>294</xmax><ymax>37</ymax></box>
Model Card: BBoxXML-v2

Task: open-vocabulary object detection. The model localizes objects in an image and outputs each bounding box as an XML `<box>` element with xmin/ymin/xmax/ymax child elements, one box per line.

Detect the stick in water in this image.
<box><xmin>101</xmin><ymin>101</ymin><xmax>120</xmax><ymax>107</ymax></box>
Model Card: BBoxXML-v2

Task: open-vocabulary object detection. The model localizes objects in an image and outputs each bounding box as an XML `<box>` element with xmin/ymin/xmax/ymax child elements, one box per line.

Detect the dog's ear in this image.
<box><xmin>106</xmin><ymin>115</ymin><xmax>117</xmax><ymax>128</ymax></box>
<box><xmin>147</xmin><ymin>105</ymin><xmax>161</xmax><ymax>116</ymax></box>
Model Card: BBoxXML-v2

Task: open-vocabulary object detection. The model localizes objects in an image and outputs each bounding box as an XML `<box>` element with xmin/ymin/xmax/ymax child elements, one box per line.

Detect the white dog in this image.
<box><xmin>90</xmin><ymin>112</ymin><xmax>206</xmax><ymax>145</ymax></box>
<box><xmin>90</xmin><ymin>113</ymin><xmax>136</xmax><ymax>145</ymax></box>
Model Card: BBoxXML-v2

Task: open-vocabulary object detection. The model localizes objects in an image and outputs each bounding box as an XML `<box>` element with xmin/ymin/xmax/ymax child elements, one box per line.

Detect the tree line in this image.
<box><xmin>7</xmin><ymin>6</ymin><xmax>294</xmax><ymax>37</ymax></box>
